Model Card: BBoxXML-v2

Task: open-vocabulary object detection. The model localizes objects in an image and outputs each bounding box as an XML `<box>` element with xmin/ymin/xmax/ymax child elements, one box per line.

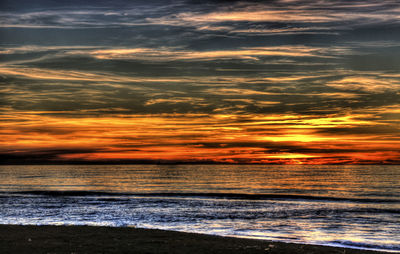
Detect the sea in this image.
<box><xmin>0</xmin><ymin>164</ymin><xmax>399</xmax><ymax>252</ymax></box>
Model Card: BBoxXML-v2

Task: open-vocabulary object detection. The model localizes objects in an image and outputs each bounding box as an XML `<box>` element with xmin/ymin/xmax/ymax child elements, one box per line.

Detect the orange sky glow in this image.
<box><xmin>2</xmin><ymin>108</ymin><xmax>399</xmax><ymax>164</ymax></box>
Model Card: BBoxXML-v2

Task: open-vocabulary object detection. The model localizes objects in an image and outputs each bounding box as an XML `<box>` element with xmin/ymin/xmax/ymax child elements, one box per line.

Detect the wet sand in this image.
<box><xmin>0</xmin><ymin>225</ymin><xmax>385</xmax><ymax>254</ymax></box>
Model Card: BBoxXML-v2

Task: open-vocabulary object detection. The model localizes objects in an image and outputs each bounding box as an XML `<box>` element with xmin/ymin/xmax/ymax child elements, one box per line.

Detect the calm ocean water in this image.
<box><xmin>0</xmin><ymin>164</ymin><xmax>399</xmax><ymax>252</ymax></box>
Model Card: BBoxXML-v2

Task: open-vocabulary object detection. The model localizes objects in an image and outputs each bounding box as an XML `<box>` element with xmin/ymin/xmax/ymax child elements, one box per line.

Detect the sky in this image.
<box><xmin>1</xmin><ymin>0</ymin><xmax>400</xmax><ymax>164</ymax></box>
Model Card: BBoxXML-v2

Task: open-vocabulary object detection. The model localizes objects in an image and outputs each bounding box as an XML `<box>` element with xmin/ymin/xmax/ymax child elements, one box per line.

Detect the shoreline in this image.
<box><xmin>0</xmin><ymin>224</ymin><xmax>387</xmax><ymax>253</ymax></box>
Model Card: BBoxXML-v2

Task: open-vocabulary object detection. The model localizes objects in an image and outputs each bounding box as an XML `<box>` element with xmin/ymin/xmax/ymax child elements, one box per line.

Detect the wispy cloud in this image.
<box><xmin>0</xmin><ymin>67</ymin><xmax>197</xmax><ymax>84</ymax></box>
<box><xmin>2</xmin><ymin>0</ymin><xmax>399</xmax><ymax>34</ymax></box>
<box><xmin>146</xmin><ymin>0</ymin><xmax>400</xmax><ymax>33</ymax></box>
<box><xmin>0</xmin><ymin>9</ymin><xmax>148</xmax><ymax>28</ymax></box>
<box><xmin>87</xmin><ymin>46</ymin><xmax>335</xmax><ymax>61</ymax></box>
<box><xmin>326</xmin><ymin>75</ymin><xmax>400</xmax><ymax>93</ymax></box>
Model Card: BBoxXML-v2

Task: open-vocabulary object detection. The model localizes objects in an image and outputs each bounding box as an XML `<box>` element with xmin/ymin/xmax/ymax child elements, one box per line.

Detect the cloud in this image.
<box><xmin>204</xmin><ymin>88</ymin><xmax>274</xmax><ymax>96</ymax></box>
<box><xmin>0</xmin><ymin>8</ymin><xmax>150</xmax><ymax>28</ymax></box>
<box><xmin>326</xmin><ymin>75</ymin><xmax>400</xmax><ymax>93</ymax></box>
<box><xmin>87</xmin><ymin>45</ymin><xmax>334</xmax><ymax>61</ymax></box>
<box><xmin>145</xmin><ymin>97</ymin><xmax>207</xmax><ymax>106</ymax></box>
<box><xmin>1</xmin><ymin>110</ymin><xmax>398</xmax><ymax>164</ymax></box>
<box><xmin>0</xmin><ymin>66</ymin><xmax>197</xmax><ymax>84</ymax></box>
<box><xmin>146</xmin><ymin>0</ymin><xmax>400</xmax><ymax>32</ymax></box>
<box><xmin>231</xmin><ymin>27</ymin><xmax>338</xmax><ymax>36</ymax></box>
<box><xmin>149</xmin><ymin>9</ymin><xmax>336</xmax><ymax>25</ymax></box>
<box><xmin>2</xmin><ymin>0</ymin><xmax>399</xmax><ymax>36</ymax></box>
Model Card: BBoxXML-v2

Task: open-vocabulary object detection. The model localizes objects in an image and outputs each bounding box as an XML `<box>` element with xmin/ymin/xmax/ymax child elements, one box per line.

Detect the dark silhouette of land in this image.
<box><xmin>0</xmin><ymin>225</ymin><xmax>385</xmax><ymax>254</ymax></box>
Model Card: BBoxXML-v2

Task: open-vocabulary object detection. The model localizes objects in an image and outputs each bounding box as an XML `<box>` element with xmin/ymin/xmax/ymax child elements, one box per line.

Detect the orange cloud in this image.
<box><xmin>1</xmin><ymin>110</ymin><xmax>399</xmax><ymax>164</ymax></box>
<box><xmin>88</xmin><ymin>46</ymin><xmax>331</xmax><ymax>61</ymax></box>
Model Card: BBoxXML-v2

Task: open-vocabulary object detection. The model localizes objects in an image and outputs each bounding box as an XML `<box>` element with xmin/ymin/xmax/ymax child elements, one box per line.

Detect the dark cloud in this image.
<box><xmin>315</xmin><ymin>126</ymin><xmax>400</xmax><ymax>136</ymax></box>
<box><xmin>0</xmin><ymin>148</ymin><xmax>102</xmax><ymax>164</ymax></box>
<box><xmin>190</xmin><ymin>141</ymin><xmax>385</xmax><ymax>155</ymax></box>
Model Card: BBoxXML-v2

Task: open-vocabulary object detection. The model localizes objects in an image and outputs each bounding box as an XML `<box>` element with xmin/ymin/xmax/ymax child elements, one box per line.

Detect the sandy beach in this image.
<box><xmin>0</xmin><ymin>225</ymin><xmax>386</xmax><ymax>254</ymax></box>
